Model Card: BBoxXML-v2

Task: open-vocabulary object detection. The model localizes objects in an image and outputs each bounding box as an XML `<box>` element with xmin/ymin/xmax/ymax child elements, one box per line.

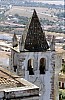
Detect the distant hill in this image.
<box><xmin>0</xmin><ymin>0</ymin><xmax>64</xmax><ymax>5</ymax></box>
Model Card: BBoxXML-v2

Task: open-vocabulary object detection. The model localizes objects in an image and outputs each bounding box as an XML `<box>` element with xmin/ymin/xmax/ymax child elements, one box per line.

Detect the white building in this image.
<box><xmin>10</xmin><ymin>9</ymin><xmax>62</xmax><ymax>100</ymax></box>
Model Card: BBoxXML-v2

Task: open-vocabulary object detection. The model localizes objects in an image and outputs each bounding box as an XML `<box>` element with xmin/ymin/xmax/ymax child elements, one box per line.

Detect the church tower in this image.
<box><xmin>10</xmin><ymin>9</ymin><xmax>62</xmax><ymax>100</ymax></box>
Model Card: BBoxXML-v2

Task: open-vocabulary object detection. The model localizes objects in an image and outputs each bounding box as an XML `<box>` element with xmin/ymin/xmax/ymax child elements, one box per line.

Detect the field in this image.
<box><xmin>45</xmin><ymin>31</ymin><xmax>65</xmax><ymax>37</ymax></box>
<box><xmin>5</xmin><ymin>6</ymin><xmax>60</xmax><ymax>21</ymax></box>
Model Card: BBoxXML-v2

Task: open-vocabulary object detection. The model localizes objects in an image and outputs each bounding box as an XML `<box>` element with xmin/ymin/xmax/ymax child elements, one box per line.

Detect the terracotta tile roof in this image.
<box><xmin>0</xmin><ymin>67</ymin><xmax>39</xmax><ymax>99</ymax></box>
<box><xmin>0</xmin><ymin>67</ymin><xmax>39</xmax><ymax>91</ymax></box>
<box><xmin>0</xmin><ymin>67</ymin><xmax>24</xmax><ymax>89</ymax></box>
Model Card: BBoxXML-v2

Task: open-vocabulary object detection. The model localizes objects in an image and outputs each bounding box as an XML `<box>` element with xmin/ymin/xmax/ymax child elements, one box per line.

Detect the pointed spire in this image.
<box><xmin>19</xmin><ymin>34</ymin><xmax>25</xmax><ymax>51</ymax></box>
<box><xmin>32</xmin><ymin>9</ymin><xmax>38</xmax><ymax>18</ymax></box>
<box><xmin>12</xmin><ymin>33</ymin><xmax>18</xmax><ymax>48</ymax></box>
<box><xmin>24</xmin><ymin>9</ymin><xmax>49</xmax><ymax>51</ymax></box>
<box><xmin>50</xmin><ymin>35</ymin><xmax>55</xmax><ymax>51</ymax></box>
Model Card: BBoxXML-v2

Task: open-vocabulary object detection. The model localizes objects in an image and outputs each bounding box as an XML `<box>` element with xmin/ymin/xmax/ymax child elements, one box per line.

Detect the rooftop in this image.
<box><xmin>0</xmin><ymin>67</ymin><xmax>39</xmax><ymax>99</ymax></box>
<box><xmin>0</xmin><ymin>66</ymin><xmax>39</xmax><ymax>90</ymax></box>
<box><xmin>0</xmin><ymin>67</ymin><xmax>24</xmax><ymax>89</ymax></box>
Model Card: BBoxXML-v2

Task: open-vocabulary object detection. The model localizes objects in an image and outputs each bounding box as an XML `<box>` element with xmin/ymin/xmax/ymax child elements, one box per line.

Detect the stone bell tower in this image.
<box><xmin>17</xmin><ymin>9</ymin><xmax>55</xmax><ymax>100</ymax></box>
<box><xmin>10</xmin><ymin>9</ymin><xmax>62</xmax><ymax>100</ymax></box>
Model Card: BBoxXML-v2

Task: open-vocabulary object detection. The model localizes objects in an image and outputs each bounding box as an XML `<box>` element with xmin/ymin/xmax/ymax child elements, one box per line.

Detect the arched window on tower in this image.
<box><xmin>39</xmin><ymin>58</ymin><xmax>46</xmax><ymax>74</ymax></box>
<box><xmin>27</xmin><ymin>59</ymin><xmax>34</xmax><ymax>75</ymax></box>
<box><xmin>13</xmin><ymin>53</ymin><xmax>17</xmax><ymax>72</ymax></box>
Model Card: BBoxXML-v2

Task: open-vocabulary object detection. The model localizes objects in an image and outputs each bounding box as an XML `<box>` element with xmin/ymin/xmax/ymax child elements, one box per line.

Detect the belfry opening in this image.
<box><xmin>27</xmin><ymin>59</ymin><xmax>34</xmax><ymax>75</ymax></box>
<box><xmin>39</xmin><ymin>58</ymin><xmax>46</xmax><ymax>74</ymax></box>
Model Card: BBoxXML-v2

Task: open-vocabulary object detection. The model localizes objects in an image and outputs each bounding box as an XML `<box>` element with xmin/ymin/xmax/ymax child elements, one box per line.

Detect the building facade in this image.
<box><xmin>10</xmin><ymin>9</ymin><xmax>62</xmax><ymax>100</ymax></box>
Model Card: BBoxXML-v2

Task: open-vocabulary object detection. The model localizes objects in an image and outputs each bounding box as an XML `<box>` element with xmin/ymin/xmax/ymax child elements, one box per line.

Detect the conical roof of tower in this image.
<box><xmin>24</xmin><ymin>9</ymin><xmax>49</xmax><ymax>51</ymax></box>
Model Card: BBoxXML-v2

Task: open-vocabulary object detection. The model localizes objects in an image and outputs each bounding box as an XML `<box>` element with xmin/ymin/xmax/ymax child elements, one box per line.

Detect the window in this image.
<box><xmin>62</xmin><ymin>83</ymin><xmax>64</xmax><ymax>89</ymax></box>
<box><xmin>27</xmin><ymin>59</ymin><xmax>34</xmax><ymax>75</ymax></box>
<box><xmin>39</xmin><ymin>58</ymin><xmax>46</xmax><ymax>74</ymax></box>
<box><xmin>59</xmin><ymin>82</ymin><xmax>61</xmax><ymax>89</ymax></box>
<box><xmin>13</xmin><ymin>66</ymin><xmax>17</xmax><ymax>72</ymax></box>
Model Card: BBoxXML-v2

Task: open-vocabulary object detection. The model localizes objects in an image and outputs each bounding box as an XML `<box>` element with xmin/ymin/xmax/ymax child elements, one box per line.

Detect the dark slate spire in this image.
<box><xmin>24</xmin><ymin>9</ymin><xmax>49</xmax><ymax>51</ymax></box>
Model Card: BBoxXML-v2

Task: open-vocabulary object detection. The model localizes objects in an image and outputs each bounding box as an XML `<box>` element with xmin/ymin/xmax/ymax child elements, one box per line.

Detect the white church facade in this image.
<box><xmin>10</xmin><ymin>9</ymin><xmax>62</xmax><ymax>100</ymax></box>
